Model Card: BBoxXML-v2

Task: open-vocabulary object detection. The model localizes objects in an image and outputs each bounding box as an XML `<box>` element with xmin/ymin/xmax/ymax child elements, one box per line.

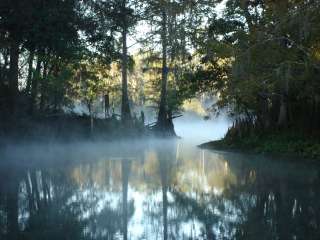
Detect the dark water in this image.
<box><xmin>1</xmin><ymin>138</ymin><xmax>320</xmax><ymax>240</ymax></box>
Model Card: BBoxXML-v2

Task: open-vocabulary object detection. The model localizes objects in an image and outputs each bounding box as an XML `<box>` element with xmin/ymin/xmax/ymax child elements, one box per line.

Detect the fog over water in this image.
<box><xmin>1</xmin><ymin>114</ymin><xmax>320</xmax><ymax>240</ymax></box>
<box><xmin>174</xmin><ymin>113</ymin><xmax>231</xmax><ymax>144</ymax></box>
<box><xmin>2</xmin><ymin>112</ymin><xmax>230</xmax><ymax>163</ymax></box>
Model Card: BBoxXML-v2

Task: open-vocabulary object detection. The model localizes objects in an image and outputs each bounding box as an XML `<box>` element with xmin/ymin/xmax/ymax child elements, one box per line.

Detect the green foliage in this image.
<box><xmin>203</xmin><ymin>132</ymin><xmax>320</xmax><ymax>160</ymax></box>
<box><xmin>183</xmin><ymin>0</ymin><xmax>320</xmax><ymax>135</ymax></box>
<box><xmin>2</xmin><ymin>0</ymin><xmax>319</xmax><ymax>141</ymax></box>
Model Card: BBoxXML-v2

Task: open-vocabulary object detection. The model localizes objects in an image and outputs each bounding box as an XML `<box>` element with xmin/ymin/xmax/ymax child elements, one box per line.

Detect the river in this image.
<box><xmin>1</xmin><ymin>116</ymin><xmax>320</xmax><ymax>240</ymax></box>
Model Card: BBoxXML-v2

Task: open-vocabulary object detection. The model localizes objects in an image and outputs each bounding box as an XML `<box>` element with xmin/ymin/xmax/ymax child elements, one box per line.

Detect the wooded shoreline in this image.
<box><xmin>200</xmin><ymin>134</ymin><xmax>320</xmax><ymax>160</ymax></box>
<box><xmin>1</xmin><ymin>1</ymin><xmax>320</xmax><ymax>159</ymax></box>
<box><xmin>0</xmin><ymin>112</ymin><xmax>181</xmax><ymax>147</ymax></box>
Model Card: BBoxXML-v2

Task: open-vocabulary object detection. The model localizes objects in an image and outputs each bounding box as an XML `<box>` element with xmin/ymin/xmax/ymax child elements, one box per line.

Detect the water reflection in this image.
<box><xmin>1</xmin><ymin>139</ymin><xmax>320</xmax><ymax>239</ymax></box>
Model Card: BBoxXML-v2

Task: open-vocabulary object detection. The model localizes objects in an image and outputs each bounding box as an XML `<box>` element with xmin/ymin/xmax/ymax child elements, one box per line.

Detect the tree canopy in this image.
<box><xmin>1</xmin><ymin>0</ymin><xmax>320</xmax><ymax>136</ymax></box>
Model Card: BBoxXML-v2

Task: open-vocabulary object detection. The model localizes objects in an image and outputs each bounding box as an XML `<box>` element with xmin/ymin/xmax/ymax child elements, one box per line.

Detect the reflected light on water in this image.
<box><xmin>1</xmin><ymin>117</ymin><xmax>320</xmax><ymax>240</ymax></box>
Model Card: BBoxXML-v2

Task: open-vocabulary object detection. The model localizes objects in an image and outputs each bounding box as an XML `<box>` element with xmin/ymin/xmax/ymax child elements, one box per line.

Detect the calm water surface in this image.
<box><xmin>1</xmin><ymin>119</ymin><xmax>320</xmax><ymax>240</ymax></box>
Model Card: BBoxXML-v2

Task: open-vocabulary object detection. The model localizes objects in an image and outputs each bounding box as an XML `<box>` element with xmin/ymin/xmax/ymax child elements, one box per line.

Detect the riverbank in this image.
<box><xmin>0</xmin><ymin>113</ymin><xmax>180</xmax><ymax>146</ymax></box>
<box><xmin>200</xmin><ymin>133</ymin><xmax>320</xmax><ymax>160</ymax></box>
<box><xmin>0</xmin><ymin>114</ymin><xmax>148</xmax><ymax>144</ymax></box>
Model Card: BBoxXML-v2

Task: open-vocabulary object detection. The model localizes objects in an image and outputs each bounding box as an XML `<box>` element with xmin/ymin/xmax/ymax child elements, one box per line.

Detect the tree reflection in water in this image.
<box><xmin>0</xmin><ymin>165</ymin><xmax>86</xmax><ymax>240</ymax></box>
<box><xmin>1</xmin><ymin>140</ymin><xmax>320</xmax><ymax>239</ymax></box>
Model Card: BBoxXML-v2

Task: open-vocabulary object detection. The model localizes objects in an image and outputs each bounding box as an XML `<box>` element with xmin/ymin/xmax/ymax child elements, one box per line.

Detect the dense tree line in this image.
<box><xmin>182</xmin><ymin>0</ymin><xmax>320</xmax><ymax>137</ymax></box>
<box><xmin>0</xmin><ymin>0</ymin><xmax>221</xmax><ymax>136</ymax></box>
<box><xmin>0</xmin><ymin>0</ymin><xmax>136</xmax><ymax>131</ymax></box>
<box><xmin>1</xmin><ymin>0</ymin><xmax>319</xmax><ymax>138</ymax></box>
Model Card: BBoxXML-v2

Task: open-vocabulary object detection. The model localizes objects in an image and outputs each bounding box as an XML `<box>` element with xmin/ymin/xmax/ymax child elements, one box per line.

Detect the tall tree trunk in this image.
<box><xmin>8</xmin><ymin>40</ymin><xmax>19</xmax><ymax>115</ymax></box>
<box><xmin>26</xmin><ymin>49</ymin><xmax>34</xmax><ymax>95</ymax></box>
<box><xmin>275</xmin><ymin>1</ymin><xmax>289</xmax><ymax>128</ymax></box>
<box><xmin>0</xmin><ymin>49</ymin><xmax>8</xmax><ymax>84</ymax></box>
<box><xmin>40</xmin><ymin>59</ymin><xmax>49</xmax><ymax>113</ymax></box>
<box><xmin>157</xmin><ymin>8</ymin><xmax>168</xmax><ymax>128</ymax></box>
<box><xmin>277</xmin><ymin>96</ymin><xmax>288</xmax><ymax>127</ymax></box>
<box><xmin>261</xmin><ymin>95</ymin><xmax>270</xmax><ymax>129</ymax></box>
<box><xmin>30</xmin><ymin>54</ymin><xmax>42</xmax><ymax>115</ymax></box>
<box><xmin>312</xmin><ymin>96</ymin><xmax>320</xmax><ymax>133</ymax></box>
<box><xmin>121</xmin><ymin>0</ymin><xmax>131</xmax><ymax>124</ymax></box>
<box><xmin>104</xmin><ymin>93</ymin><xmax>110</xmax><ymax>118</ymax></box>
<box><xmin>277</xmin><ymin>64</ymin><xmax>290</xmax><ymax>127</ymax></box>
<box><xmin>52</xmin><ymin>64</ymin><xmax>59</xmax><ymax>112</ymax></box>
<box><xmin>240</xmin><ymin>0</ymin><xmax>255</xmax><ymax>38</ymax></box>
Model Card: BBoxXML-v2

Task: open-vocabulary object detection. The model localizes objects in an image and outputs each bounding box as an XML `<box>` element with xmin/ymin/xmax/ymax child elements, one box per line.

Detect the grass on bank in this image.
<box><xmin>200</xmin><ymin>133</ymin><xmax>320</xmax><ymax>160</ymax></box>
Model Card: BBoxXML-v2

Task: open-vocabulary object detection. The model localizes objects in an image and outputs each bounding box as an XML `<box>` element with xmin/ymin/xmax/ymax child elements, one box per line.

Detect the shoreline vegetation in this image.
<box><xmin>0</xmin><ymin>115</ymin><xmax>140</xmax><ymax>142</ymax></box>
<box><xmin>200</xmin><ymin>132</ymin><xmax>320</xmax><ymax>160</ymax></box>
<box><xmin>0</xmin><ymin>112</ymin><xmax>179</xmax><ymax>146</ymax></box>
<box><xmin>1</xmin><ymin>1</ymin><xmax>320</xmax><ymax>162</ymax></box>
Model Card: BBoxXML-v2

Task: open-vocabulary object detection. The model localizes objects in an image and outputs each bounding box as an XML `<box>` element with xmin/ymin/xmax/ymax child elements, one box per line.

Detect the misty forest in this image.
<box><xmin>1</xmin><ymin>0</ymin><xmax>320</xmax><ymax>240</ymax></box>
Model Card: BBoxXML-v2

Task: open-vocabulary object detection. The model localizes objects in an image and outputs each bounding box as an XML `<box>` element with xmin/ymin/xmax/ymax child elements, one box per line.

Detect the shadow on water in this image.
<box><xmin>1</xmin><ymin>138</ymin><xmax>320</xmax><ymax>240</ymax></box>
